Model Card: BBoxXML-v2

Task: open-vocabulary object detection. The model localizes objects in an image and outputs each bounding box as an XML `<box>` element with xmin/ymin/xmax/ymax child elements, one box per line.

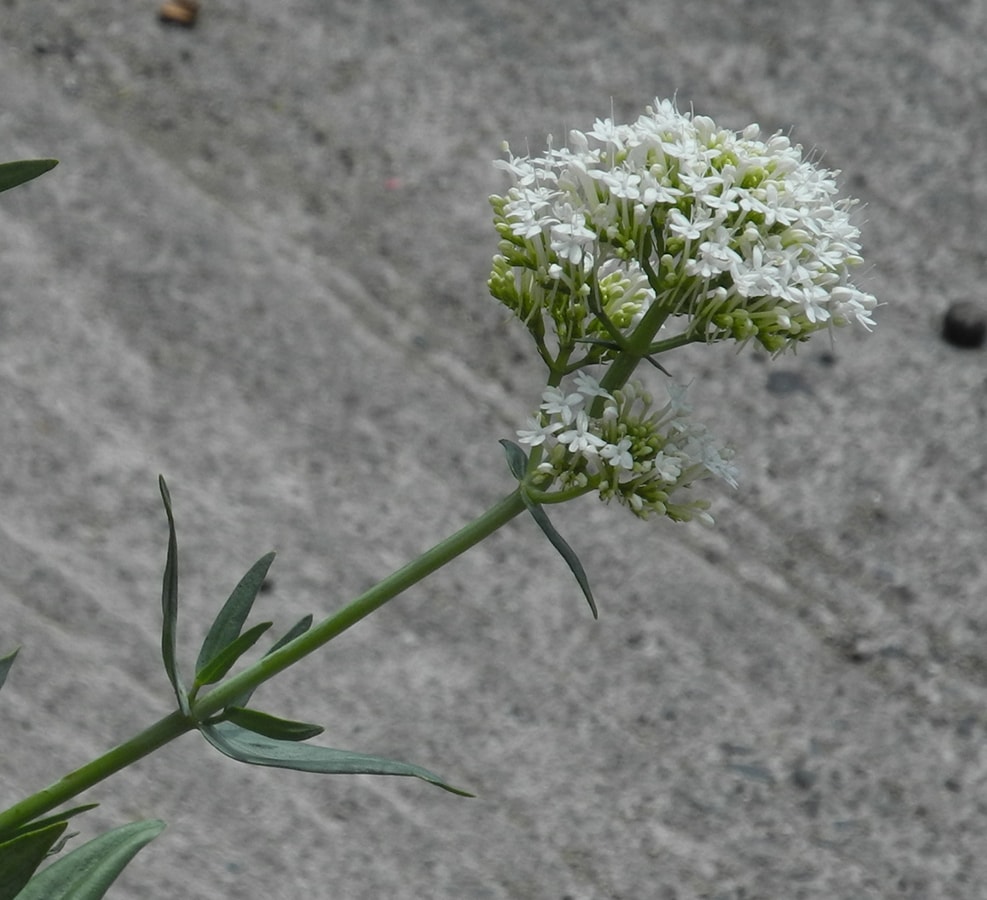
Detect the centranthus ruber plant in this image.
<box><xmin>490</xmin><ymin>98</ymin><xmax>874</xmax><ymax>537</ymax></box>
<box><xmin>0</xmin><ymin>99</ymin><xmax>877</xmax><ymax>898</ymax></box>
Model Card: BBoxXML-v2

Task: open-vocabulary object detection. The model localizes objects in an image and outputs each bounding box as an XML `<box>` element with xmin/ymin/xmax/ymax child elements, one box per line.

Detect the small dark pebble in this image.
<box><xmin>791</xmin><ymin>767</ymin><xmax>817</xmax><ymax>790</ymax></box>
<box><xmin>766</xmin><ymin>369</ymin><xmax>813</xmax><ymax>395</ymax></box>
<box><xmin>942</xmin><ymin>300</ymin><xmax>987</xmax><ymax>348</ymax></box>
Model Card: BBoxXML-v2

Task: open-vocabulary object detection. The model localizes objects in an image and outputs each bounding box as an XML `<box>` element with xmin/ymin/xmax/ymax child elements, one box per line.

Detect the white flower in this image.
<box><xmin>540</xmin><ymin>386</ymin><xmax>584</xmax><ymax>424</ymax></box>
<box><xmin>667</xmin><ymin>208</ymin><xmax>713</xmax><ymax>241</ymax></box>
<box><xmin>556</xmin><ymin>410</ymin><xmax>606</xmax><ymax>455</ymax></box>
<box><xmin>702</xmin><ymin>444</ymin><xmax>740</xmax><ymax>489</ymax></box>
<box><xmin>517</xmin><ymin>416</ymin><xmax>562</xmax><ymax>447</ymax></box>
<box><xmin>660</xmin><ymin>381</ymin><xmax>692</xmax><ymax>417</ymax></box>
<box><xmin>652</xmin><ymin>451</ymin><xmax>683</xmax><ymax>482</ymax></box>
<box><xmin>572</xmin><ymin>370</ymin><xmax>612</xmax><ymax>401</ymax></box>
<box><xmin>600</xmin><ymin>438</ymin><xmax>634</xmax><ymax>470</ymax></box>
<box><xmin>549</xmin><ymin>207</ymin><xmax>596</xmax><ymax>268</ymax></box>
<box><xmin>686</xmin><ymin>227</ymin><xmax>742</xmax><ymax>280</ymax></box>
<box><xmin>590</xmin><ymin>166</ymin><xmax>641</xmax><ymax>200</ymax></box>
<box><xmin>587</xmin><ymin>117</ymin><xmax>629</xmax><ymax>150</ymax></box>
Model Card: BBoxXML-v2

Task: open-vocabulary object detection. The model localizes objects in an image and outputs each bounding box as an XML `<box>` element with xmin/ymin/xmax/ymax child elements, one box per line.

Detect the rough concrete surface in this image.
<box><xmin>2</xmin><ymin>1</ymin><xmax>987</xmax><ymax>898</ymax></box>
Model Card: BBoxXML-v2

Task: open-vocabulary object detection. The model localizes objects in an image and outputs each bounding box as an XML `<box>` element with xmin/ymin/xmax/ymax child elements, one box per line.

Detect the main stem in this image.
<box><xmin>0</xmin><ymin>487</ymin><xmax>527</xmax><ymax>838</ymax></box>
<box><xmin>192</xmin><ymin>487</ymin><xmax>525</xmax><ymax>718</ymax></box>
<box><xmin>592</xmin><ymin>294</ymin><xmax>673</xmax><ymax>412</ymax></box>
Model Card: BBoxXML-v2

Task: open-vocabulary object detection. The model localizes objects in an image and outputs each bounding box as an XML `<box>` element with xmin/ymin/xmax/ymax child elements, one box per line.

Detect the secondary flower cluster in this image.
<box><xmin>518</xmin><ymin>372</ymin><xmax>738</xmax><ymax>523</ymax></box>
<box><xmin>489</xmin><ymin>98</ymin><xmax>877</xmax><ymax>355</ymax></box>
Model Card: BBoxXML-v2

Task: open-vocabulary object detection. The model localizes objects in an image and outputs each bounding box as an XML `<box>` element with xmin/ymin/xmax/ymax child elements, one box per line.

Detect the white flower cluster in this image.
<box><xmin>518</xmin><ymin>372</ymin><xmax>738</xmax><ymax>522</ymax></box>
<box><xmin>489</xmin><ymin>98</ymin><xmax>877</xmax><ymax>354</ymax></box>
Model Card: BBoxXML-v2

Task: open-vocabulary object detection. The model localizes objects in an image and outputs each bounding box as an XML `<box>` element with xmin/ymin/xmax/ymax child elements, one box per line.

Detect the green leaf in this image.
<box><xmin>196</xmin><ymin>551</ymin><xmax>276</xmax><ymax>675</ymax></box>
<box><xmin>267</xmin><ymin>615</ymin><xmax>313</xmax><ymax>654</ymax></box>
<box><xmin>520</xmin><ymin>491</ymin><xmax>599</xmax><ymax>619</ymax></box>
<box><xmin>14</xmin><ymin>819</ymin><xmax>165</xmax><ymax>900</ymax></box>
<box><xmin>500</xmin><ymin>439</ymin><xmax>598</xmax><ymax>617</ymax></box>
<box><xmin>0</xmin><ymin>159</ymin><xmax>57</xmax><ymax>194</ymax></box>
<box><xmin>499</xmin><ymin>439</ymin><xmax>529</xmax><ymax>482</ymax></box>
<box><xmin>0</xmin><ymin>820</ymin><xmax>68</xmax><ymax>900</ymax></box>
<box><xmin>224</xmin><ymin>706</ymin><xmax>325</xmax><ymax>741</ymax></box>
<box><xmin>158</xmin><ymin>476</ymin><xmax>189</xmax><ymax>716</ymax></box>
<box><xmin>0</xmin><ymin>805</ymin><xmax>99</xmax><ymax>846</ymax></box>
<box><xmin>200</xmin><ymin>721</ymin><xmax>473</xmax><ymax>797</ymax></box>
<box><xmin>0</xmin><ymin>647</ymin><xmax>19</xmax><ymax>694</ymax></box>
<box><xmin>192</xmin><ymin>622</ymin><xmax>273</xmax><ymax>690</ymax></box>
<box><xmin>227</xmin><ymin>614</ymin><xmax>313</xmax><ymax>709</ymax></box>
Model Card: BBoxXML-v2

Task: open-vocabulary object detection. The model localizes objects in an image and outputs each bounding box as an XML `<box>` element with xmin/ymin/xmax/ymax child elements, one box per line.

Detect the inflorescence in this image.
<box><xmin>490</xmin><ymin>98</ymin><xmax>876</xmax><ymax>523</ymax></box>
<box><xmin>489</xmin><ymin>97</ymin><xmax>876</xmax><ymax>357</ymax></box>
<box><xmin>518</xmin><ymin>371</ymin><xmax>738</xmax><ymax>522</ymax></box>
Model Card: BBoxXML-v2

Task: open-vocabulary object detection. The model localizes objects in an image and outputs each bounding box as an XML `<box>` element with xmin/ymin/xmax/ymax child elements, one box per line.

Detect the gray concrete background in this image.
<box><xmin>2</xmin><ymin>1</ymin><xmax>986</xmax><ymax>898</ymax></box>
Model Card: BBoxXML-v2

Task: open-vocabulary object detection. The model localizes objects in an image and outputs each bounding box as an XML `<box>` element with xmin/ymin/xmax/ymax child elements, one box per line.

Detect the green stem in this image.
<box><xmin>525</xmin><ymin>480</ymin><xmax>596</xmax><ymax>505</ymax></box>
<box><xmin>0</xmin><ymin>710</ymin><xmax>192</xmax><ymax>840</ymax></box>
<box><xmin>0</xmin><ymin>487</ymin><xmax>527</xmax><ymax>837</ymax></box>
<box><xmin>647</xmin><ymin>330</ymin><xmax>705</xmax><ymax>356</ymax></box>
<box><xmin>192</xmin><ymin>487</ymin><xmax>526</xmax><ymax>718</ymax></box>
<box><xmin>592</xmin><ymin>296</ymin><xmax>673</xmax><ymax>414</ymax></box>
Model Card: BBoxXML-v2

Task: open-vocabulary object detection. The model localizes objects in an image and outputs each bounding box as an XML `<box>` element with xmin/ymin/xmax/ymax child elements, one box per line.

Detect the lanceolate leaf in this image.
<box><xmin>158</xmin><ymin>476</ymin><xmax>189</xmax><ymax>716</ymax></box>
<box><xmin>500</xmin><ymin>439</ymin><xmax>599</xmax><ymax>617</ymax></box>
<box><xmin>193</xmin><ymin>622</ymin><xmax>273</xmax><ymax>690</ymax></box>
<box><xmin>519</xmin><ymin>491</ymin><xmax>599</xmax><ymax>619</ymax></box>
<box><xmin>0</xmin><ymin>820</ymin><xmax>68</xmax><ymax>900</ymax></box>
<box><xmin>200</xmin><ymin>721</ymin><xmax>473</xmax><ymax>797</ymax></box>
<box><xmin>0</xmin><ymin>804</ymin><xmax>99</xmax><ymax>845</ymax></box>
<box><xmin>499</xmin><ymin>439</ymin><xmax>529</xmax><ymax>482</ymax></box>
<box><xmin>223</xmin><ymin>706</ymin><xmax>325</xmax><ymax>742</ymax></box>
<box><xmin>196</xmin><ymin>551</ymin><xmax>276</xmax><ymax>675</ymax></box>
<box><xmin>0</xmin><ymin>647</ymin><xmax>19</xmax><ymax>694</ymax></box>
<box><xmin>267</xmin><ymin>615</ymin><xmax>313</xmax><ymax>654</ymax></box>
<box><xmin>14</xmin><ymin>819</ymin><xmax>165</xmax><ymax>900</ymax></box>
<box><xmin>0</xmin><ymin>159</ymin><xmax>57</xmax><ymax>194</ymax></box>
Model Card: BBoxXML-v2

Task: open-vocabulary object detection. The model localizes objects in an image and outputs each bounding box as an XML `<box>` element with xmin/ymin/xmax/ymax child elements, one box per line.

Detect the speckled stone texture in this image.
<box><xmin>2</xmin><ymin>2</ymin><xmax>986</xmax><ymax>898</ymax></box>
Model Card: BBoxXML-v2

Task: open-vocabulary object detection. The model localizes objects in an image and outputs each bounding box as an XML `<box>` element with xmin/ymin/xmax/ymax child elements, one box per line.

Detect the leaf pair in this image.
<box><xmin>0</xmin><ymin>805</ymin><xmax>93</xmax><ymax>898</ymax></box>
<box><xmin>2</xmin><ymin>650</ymin><xmax>162</xmax><ymax>899</ymax></box>
<box><xmin>158</xmin><ymin>477</ymin><xmax>317</xmax><ymax>718</ymax></box>
<box><xmin>0</xmin><ymin>818</ymin><xmax>163</xmax><ymax>900</ymax></box>
<box><xmin>158</xmin><ymin>477</ymin><xmax>471</xmax><ymax>797</ymax></box>
<box><xmin>193</xmin><ymin>551</ymin><xmax>278</xmax><ymax>694</ymax></box>
<box><xmin>500</xmin><ymin>440</ymin><xmax>598</xmax><ymax>618</ymax></box>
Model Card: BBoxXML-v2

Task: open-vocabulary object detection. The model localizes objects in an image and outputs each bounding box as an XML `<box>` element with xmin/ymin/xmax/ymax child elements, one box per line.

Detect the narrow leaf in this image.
<box><xmin>520</xmin><ymin>492</ymin><xmax>599</xmax><ymax>619</ymax></box>
<box><xmin>0</xmin><ymin>647</ymin><xmax>19</xmax><ymax>694</ymax></box>
<box><xmin>158</xmin><ymin>476</ymin><xmax>189</xmax><ymax>716</ymax></box>
<box><xmin>14</xmin><ymin>819</ymin><xmax>165</xmax><ymax>900</ymax></box>
<box><xmin>196</xmin><ymin>551</ymin><xmax>276</xmax><ymax>674</ymax></box>
<box><xmin>200</xmin><ymin>722</ymin><xmax>473</xmax><ymax>797</ymax></box>
<box><xmin>192</xmin><ymin>622</ymin><xmax>273</xmax><ymax>690</ymax></box>
<box><xmin>499</xmin><ymin>438</ymin><xmax>529</xmax><ymax>482</ymax></box>
<box><xmin>267</xmin><ymin>615</ymin><xmax>313</xmax><ymax>654</ymax></box>
<box><xmin>0</xmin><ymin>159</ymin><xmax>57</xmax><ymax>194</ymax></box>
<box><xmin>0</xmin><ymin>805</ymin><xmax>99</xmax><ymax>846</ymax></box>
<box><xmin>0</xmin><ymin>821</ymin><xmax>68</xmax><ymax>900</ymax></box>
<box><xmin>224</xmin><ymin>706</ymin><xmax>325</xmax><ymax>742</ymax></box>
<box><xmin>227</xmin><ymin>615</ymin><xmax>313</xmax><ymax>709</ymax></box>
